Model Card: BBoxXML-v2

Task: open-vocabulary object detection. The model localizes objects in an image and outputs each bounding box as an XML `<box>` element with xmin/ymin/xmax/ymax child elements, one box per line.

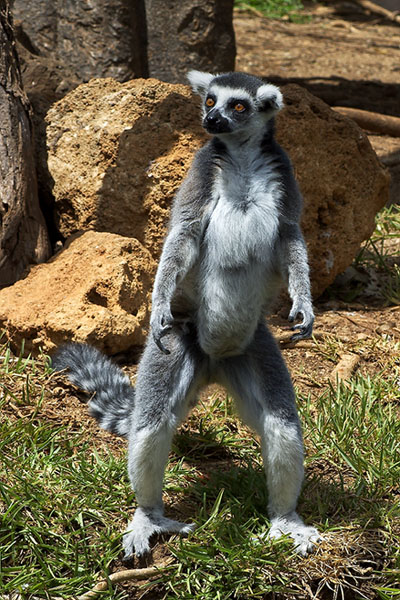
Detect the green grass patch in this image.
<box><xmin>355</xmin><ymin>205</ymin><xmax>400</xmax><ymax>305</ymax></box>
<box><xmin>163</xmin><ymin>374</ymin><xmax>400</xmax><ymax>600</ymax></box>
<box><xmin>0</xmin><ymin>419</ymin><xmax>127</xmax><ymax>597</ymax></box>
<box><xmin>234</xmin><ymin>0</ymin><xmax>309</xmax><ymax>22</ymax></box>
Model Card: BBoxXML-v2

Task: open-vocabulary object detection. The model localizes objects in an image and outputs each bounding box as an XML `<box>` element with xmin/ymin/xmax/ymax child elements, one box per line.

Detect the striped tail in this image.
<box><xmin>52</xmin><ymin>343</ymin><xmax>134</xmax><ymax>437</ymax></box>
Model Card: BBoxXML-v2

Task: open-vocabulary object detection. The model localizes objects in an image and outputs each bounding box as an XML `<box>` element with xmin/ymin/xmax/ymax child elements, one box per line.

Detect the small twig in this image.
<box><xmin>278</xmin><ymin>331</ymin><xmax>326</xmax><ymax>347</ymax></box>
<box><xmin>77</xmin><ymin>564</ymin><xmax>172</xmax><ymax>600</ymax></box>
<box><xmin>234</xmin><ymin>3</ymin><xmax>265</xmax><ymax>18</ymax></box>
<box><xmin>353</xmin><ymin>0</ymin><xmax>400</xmax><ymax>24</ymax></box>
<box><xmin>340</xmin><ymin>313</ymin><xmax>375</xmax><ymax>331</ymax></box>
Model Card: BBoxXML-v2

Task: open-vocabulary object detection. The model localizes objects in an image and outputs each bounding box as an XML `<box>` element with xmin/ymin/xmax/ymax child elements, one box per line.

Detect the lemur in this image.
<box><xmin>53</xmin><ymin>70</ymin><xmax>321</xmax><ymax>559</ymax></box>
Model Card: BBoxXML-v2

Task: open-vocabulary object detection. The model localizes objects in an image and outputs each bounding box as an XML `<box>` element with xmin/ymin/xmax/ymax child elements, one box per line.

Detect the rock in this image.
<box><xmin>0</xmin><ymin>231</ymin><xmax>156</xmax><ymax>355</ymax></box>
<box><xmin>46</xmin><ymin>77</ymin><xmax>208</xmax><ymax>259</ymax></box>
<box><xmin>145</xmin><ymin>0</ymin><xmax>235</xmax><ymax>83</ymax></box>
<box><xmin>276</xmin><ymin>84</ymin><xmax>389</xmax><ymax>296</ymax></box>
<box><xmin>45</xmin><ymin>78</ymin><xmax>389</xmax><ymax>297</ymax></box>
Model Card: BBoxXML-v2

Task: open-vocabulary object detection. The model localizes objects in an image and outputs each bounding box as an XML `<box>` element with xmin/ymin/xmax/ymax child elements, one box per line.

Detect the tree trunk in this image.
<box><xmin>145</xmin><ymin>0</ymin><xmax>236</xmax><ymax>84</ymax></box>
<box><xmin>0</xmin><ymin>0</ymin><xmax>50</xmax><ymax>287</ymax></box>
<box><xmin>11</xmin><ymin>0</ymin><xmax>148</xmax><ymax>82</ymax></box>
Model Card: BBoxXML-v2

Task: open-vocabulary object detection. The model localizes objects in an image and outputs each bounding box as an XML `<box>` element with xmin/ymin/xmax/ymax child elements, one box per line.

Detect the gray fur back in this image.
<box><xmin>52</xmin><ymin>343</ymin><xmax>134</xmax><ymax>437</ymax></box>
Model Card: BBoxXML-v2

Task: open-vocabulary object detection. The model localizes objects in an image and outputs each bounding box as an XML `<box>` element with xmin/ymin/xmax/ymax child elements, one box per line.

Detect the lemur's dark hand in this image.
<box><xmin>150</xmin><ymin>305</ymin><xmax>174</xmax><ymax>354</ymax></box>
<box><xmin>288</xmin><ymin>298</ymin><xmax>314</xmax><ymax>341</ymax></box>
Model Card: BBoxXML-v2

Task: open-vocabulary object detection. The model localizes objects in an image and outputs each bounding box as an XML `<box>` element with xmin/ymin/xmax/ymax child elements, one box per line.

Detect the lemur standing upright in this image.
<box><xmin>53</xmin><ymin>70</ymin><xmax>321</xmax><ymax>559</ymax></box>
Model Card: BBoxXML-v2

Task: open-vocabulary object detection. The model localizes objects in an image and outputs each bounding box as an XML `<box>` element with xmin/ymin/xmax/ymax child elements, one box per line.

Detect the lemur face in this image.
<box><xmin>187</xmin><ymin>70</ymin><xmax>283</xmax><ymax>136</ymax></box>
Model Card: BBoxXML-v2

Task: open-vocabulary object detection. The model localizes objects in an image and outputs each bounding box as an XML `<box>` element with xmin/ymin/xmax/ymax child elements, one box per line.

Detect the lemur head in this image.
<box><xmin>187</xmin><ymin>70</ymin><xmax>283</xmax><ymax>137</ymax></box>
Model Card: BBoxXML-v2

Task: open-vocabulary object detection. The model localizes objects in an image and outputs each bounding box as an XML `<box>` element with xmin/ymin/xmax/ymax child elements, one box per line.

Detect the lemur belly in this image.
<box><xmin>197</xmin><ymin>165</ymin><xmax>281</xmax><ymax>358</ymax></box>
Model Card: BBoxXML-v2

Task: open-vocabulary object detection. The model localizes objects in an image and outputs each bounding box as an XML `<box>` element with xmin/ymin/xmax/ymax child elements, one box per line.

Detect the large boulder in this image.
<box><xmin>0</xmin><ymin>231</ymin><xmax>156</xmax><ymax>355</ymax></box>
<box><xmin>275</xmin><ymin>84</ymin><xmax>390</xmax><ymax>296</ymax></box>
<box><xmin>46</xmin><ymin>77</ymin><xmax>208</xmax><ymax>259</ymax></box>
<box><xmin>45</xmin><ymin>78</ymin><xmax>389</xmax><ymax>297</ymax></box>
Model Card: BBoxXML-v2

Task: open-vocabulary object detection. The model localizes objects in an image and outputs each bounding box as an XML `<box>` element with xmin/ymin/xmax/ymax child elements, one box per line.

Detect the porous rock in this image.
<box><xmin>45</xmin><ymin>78</ymin><xmax>389</xmax><ymax>297</ymax></box>
<box><xmin>276</xmin><ymin>84</ymin><xmax>390</xmax><ymax>295</ymax></box>
<box><xmin>0</xmin><ymin>231</ymin><xmax>156</xmax><ymax>355</ymax></box>
<box><xmin>46</xmin><ymin>77</ymin><xmax>208</xmax><ymax>259</ymax></box>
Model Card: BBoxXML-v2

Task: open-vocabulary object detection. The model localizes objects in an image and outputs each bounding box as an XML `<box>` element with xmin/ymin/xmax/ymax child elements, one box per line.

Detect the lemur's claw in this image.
<box><xmin>290</xmin><ymin>319</ymin><xmax>314</xmax><ymax>341</ymax></box>
<box><xmin>153</xmin><ymin>333</ymin><xmax>171</xmax><ymax>355</ymax></box>
<box><xmin>288</xmin><ymin>299</ymin><xmax>314</xmax><ymax>341</ymax></box>
<box><xmin>150</xmin><ymin>306</ymin><xmax>174</xmax><ymax>354</ymax></box>
<box><xmin>291</xmin><ymin>328</ymin><xmax>310</xmax><ymax>342</ymax></box>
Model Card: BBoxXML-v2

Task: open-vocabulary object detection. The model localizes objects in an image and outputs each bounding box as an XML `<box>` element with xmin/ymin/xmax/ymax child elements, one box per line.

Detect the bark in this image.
<box><xmin>354</xmin><ymin>0</ymin><xmax>400</xmax><ymax>24</ymax></box>
<box><xmin>12</xmin><ymin>0</ymin><xmax>236</xmax><ymax>85</ymax></box>
<box><xmin>11</xmin><ymin>0</ymin><xmax>148</xmax><ymax>81</ymax></box>
<box><xmin>0</xmin><ymin>0</ymin><xmax>50</xmax><ymax>287</ymax></box>
<box><xmin>333</xmin><ymin>106</ymin><xmax>400</xmax><ymax>137</ymax></box>
<box><xmin>145</xmin><ymin>0</ymin><xmax>236</xmax><ymax>83</ymax></box>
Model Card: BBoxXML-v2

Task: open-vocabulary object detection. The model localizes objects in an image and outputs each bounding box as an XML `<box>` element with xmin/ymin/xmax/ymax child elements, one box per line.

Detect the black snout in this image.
<box><xmin>203</xmin><ymin>110</ymin><xmax>231</xmax><ymax>134</ymax></box>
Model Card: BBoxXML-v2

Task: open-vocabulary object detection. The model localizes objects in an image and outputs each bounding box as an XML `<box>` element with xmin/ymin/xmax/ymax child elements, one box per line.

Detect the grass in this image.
<box><xmin>0</xmin><ymin>371</ymin><xmax>126</xmax><ymax>597</ymax></box>
<box><xmin>329</xmin><ymin>205</ymin><xmax>400</xmax><ymax>306</ymax></box>
<box><xmin>234</xmin><ymin>0</ymin><xmax>309</xmax><ymax>22</ymax></box>
<box><xmin>0</xmin><ymin>343</ymin><xmax>399</xmax><ymax>599</ymax></box>
<box><xmin>0</xmin><ymin>205</ymin><xmax>399</xmax><ymax>599</ymax></box>
<box><xmin>355</xmin><ymin>205</ymin><xmax>400</xmax><ymax>306</ymax></box>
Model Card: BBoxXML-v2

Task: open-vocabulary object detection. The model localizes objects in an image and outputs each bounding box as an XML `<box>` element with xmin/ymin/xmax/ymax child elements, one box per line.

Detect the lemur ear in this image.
<box><xmin>187</xmin><ymin>70</ymin><xmax>214</xmax><ymax>97</ymax></box>
<box><xmin>256</xmin><ymin>84</ymin><xmax>284</xmax><ymax>114</ymax></box>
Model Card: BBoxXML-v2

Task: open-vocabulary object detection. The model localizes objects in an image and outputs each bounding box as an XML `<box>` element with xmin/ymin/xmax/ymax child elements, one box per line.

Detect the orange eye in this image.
<box><xmin>235</xmin><ymin>103</ymin><xmax>245</xmax><ymax>112</ymax></box>
<box><xmin>206</xmin><ymin>97</ymin><xmax>215</xmax><ymax>107</ymax></box>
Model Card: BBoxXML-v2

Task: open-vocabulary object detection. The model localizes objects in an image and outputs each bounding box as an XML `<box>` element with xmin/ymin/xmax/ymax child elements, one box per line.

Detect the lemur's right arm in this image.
<box><xmin>151</xmin><ymin>221</ymin><xmax>200</xmax><ymax>353</ymax></box>
<box><xmin>150</xmin><ymin>152</ymin><xmax>210</xmax><ymax>353</ymax></box>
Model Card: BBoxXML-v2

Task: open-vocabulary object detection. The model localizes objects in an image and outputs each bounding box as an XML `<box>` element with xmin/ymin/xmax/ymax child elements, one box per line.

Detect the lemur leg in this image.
<box><xmin>123</xmin><ymin>326</ymin><xmax>207</xmax><ymax>559</ymax></box>
<box><xmin>218</xmin><ymin>322</ymin><xmax>321</xmax><ymax>555</ymax></box>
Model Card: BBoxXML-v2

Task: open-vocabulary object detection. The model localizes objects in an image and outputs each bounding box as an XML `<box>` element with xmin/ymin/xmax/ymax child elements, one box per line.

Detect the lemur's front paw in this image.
<box><xmin>150</xmin><ymin>305</ymin><xmax>174</xmax><ymax>354</ymax></box>
<box><xmin>288</xmin><ymin>298</ymin><xmax>314</xmax><ymax>341</ymax></box>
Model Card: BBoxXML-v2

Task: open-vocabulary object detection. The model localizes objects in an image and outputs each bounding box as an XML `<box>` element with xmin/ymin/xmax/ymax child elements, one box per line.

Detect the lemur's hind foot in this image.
<box><xmin>122</xmin><ymin>507</ymin><xmax>195</xmax><ymax>559</ymax></box>
<box><xmin>268</xmin><ymin>512</ymin><xmax>322</xmax><ymax>556</ymax></box>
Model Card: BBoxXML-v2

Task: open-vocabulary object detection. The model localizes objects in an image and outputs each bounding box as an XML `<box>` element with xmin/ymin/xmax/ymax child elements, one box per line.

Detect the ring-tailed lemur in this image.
<box><xmin>53</xmin><ymin>70</ymin><xmax>321</xmax><ymax>560</ymax></box>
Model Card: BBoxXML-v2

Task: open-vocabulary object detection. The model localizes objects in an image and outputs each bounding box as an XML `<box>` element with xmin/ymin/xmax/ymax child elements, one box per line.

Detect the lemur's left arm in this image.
<box><xmin>279</xmin><ymin>221</ymin><xmax>314</xmax><ymax>341</ymax></box>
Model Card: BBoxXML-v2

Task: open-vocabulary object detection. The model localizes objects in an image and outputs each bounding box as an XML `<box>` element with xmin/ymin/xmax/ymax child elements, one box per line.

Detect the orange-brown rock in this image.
<box><xmin>276</xmin><ymin>84</ymin><xmax>389</xmax><ymax>296</ymax></box>
<box><xmin>45</xmin><ymin>78</ymin><xmax>389</xmax><ymax>298</ymax></box>
<box><xmin>46</xmin><ymin>77</ymin><xmax>208</xmax><ymax>260</ymax></box>
<box><xmin>0</xmin><ymin>231</ymin><xmax>156</xmax><ymax>355</ymax></box>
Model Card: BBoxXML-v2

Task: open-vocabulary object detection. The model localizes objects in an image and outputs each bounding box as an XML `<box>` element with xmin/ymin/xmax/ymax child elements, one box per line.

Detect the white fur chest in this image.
<box><xmin>204</xmin><ymin>156</ymin><xmax>281</xmax><ymax>269</ymax></box>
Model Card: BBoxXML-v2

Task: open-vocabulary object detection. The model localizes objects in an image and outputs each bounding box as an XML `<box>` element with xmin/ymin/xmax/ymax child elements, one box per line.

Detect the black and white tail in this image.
<box><xmin>52</xmin><ymin>343</ymin><xmax>134</xmax><ymax>437</ymax></box>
